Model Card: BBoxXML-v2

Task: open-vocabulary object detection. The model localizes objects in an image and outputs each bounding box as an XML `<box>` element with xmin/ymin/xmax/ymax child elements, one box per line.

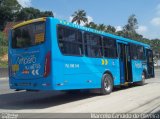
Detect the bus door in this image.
<box><xmin>118</xmin><ymin>43</ymin><xmax>132</xmax><ymax>84</ymax></box>
<box><xmin>146</xmin><ymin>49</ymin><xmax>155</xmax><ymax>78</ymax></box>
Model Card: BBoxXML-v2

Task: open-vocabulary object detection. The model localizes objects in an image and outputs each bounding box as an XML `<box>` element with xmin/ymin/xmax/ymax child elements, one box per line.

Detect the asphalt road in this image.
<box><xmin>0</xmin><ymin>69</ymin><xmax>160</xmax><ymax>115</ymax></box>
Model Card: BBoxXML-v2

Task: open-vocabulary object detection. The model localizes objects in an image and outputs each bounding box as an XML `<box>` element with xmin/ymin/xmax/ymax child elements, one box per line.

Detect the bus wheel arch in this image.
<box><xmin>100</xmin><ymin>71</ymin><xmax>114</xmax><ymax>95</ymax></box>
<box><xmin>103</xmin><ymin>71</ymin><xmax>114</xmax><ymax>81</ymax></box>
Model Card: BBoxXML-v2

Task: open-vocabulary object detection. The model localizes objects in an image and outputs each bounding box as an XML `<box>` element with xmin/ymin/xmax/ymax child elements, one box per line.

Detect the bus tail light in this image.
<box><xmin>44</xmin><ymin>51</ymin><xmax>51</xmax><ymax>77</ymax></box>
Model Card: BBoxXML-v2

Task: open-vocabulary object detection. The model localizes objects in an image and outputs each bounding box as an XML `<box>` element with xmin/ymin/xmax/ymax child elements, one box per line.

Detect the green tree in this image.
<box><xmin>116</xmin><ymin>31</ymin><xmax>124</xmax><ymax>37</ymax></box>
<box><xmin>151</xmin><ymin>39</ymin><xmax>160</xmax><ymax>53</ymax></box>
<box><xmin>71</xmin><ymin>10</ymin><xmax>88</xmax><ymax>25</ymax></box>
<box><xmin>0</xmin><ymin>32</ymin><xmax>7</xmax><ymax>57</ymax></box>
<box><xmin>118</xmin><ymin>14</ymin><xmax>140</xmax><ymax>40</ymax></box>
<box><xmin>0</xmin><ymin>32</ymin><xmax>7</xmax><ymax>46</ymax></box>
<box><xmin>16</xmin><ymin>7</ymin><xmax>53</xmax><ymax>21</ymax></box>
<box><xmin>40</xmin><ymin>11</ymin><xmax>53</xmax><ymax>17</ymax></box>
<box><xmin>85</xmin><ymin>22</ymin><xmax>98</xmax><ymax>29</ymax></box>
<box><xmin>105</xmin><ymin>25</ymin><xmax>116</xmax><ymax>34</ymax></box>
<box><xmin>0</xmin><ymin>0</ymin><xmax>21</xmax><ymax>30</ymax></box>
<box><xmin>97</xmin><ymin>24</ymin><xmax>106</xmax><ymax>31</ymax></box>
<box><xmin>123</xmin><ymin>14</ymin><xmax>138</xmax><ymax>33</ymax></box>
<box><xmin>16</xmin><ymin>7</ymin><xmax>40</xmax><ymax>21</ymax></box>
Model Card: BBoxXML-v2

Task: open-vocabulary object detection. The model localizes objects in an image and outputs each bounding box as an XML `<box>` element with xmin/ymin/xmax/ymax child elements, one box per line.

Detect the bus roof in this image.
<box><xmin>12</xmin><ymin>17</ymin><xmax>46</xmax><ymax>29</ymax></box>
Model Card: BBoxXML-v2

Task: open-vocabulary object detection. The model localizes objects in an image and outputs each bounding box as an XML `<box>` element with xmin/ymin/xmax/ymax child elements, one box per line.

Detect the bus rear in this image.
<box><xmin>8</xmin><ymin>18</ymin><xmax>52</xmax><ymax>91</ymax></box>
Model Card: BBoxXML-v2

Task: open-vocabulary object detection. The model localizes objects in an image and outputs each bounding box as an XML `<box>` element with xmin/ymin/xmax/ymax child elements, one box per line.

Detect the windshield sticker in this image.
<box><xmin>35</xmin><ymin>33</ymin><xmax>44</xmax><ymax>43</ymax></box>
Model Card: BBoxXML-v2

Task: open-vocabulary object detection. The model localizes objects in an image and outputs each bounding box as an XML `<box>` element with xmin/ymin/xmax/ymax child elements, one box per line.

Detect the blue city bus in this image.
<box><xmin>8</xmin><ymin>17</ymin><xmax>155</xmax><ymax>95</ymax></box>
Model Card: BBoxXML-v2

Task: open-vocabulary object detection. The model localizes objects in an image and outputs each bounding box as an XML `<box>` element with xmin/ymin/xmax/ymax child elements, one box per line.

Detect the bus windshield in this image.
<box><xmin>12</xmin><ymin>21</ymin><xmax>45</xmax><ymax>49</ymax></box>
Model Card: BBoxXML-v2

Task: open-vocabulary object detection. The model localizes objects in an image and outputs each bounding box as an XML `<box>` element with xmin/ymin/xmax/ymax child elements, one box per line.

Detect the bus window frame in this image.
<box><xmin>11</xmin><ymin>21</ymin><xmax>46</xmax><ymax>49</ymax></box>
<box><xmin>83</xmin><ymin>31</ymin><xmax>103</xmax><ymax>58</ymax></box>
<box><xmin>102</xmin><ymin>36</ymin><xmax>118</xmax><ymax>59</ymax></box>
<box><xmin>56</xmin><ymin>24</ymin><xmax>84</xmax><ymax>57</ymax></box>
<box><xmin>130</xmin><ymin>43</ymin><xmax>145</xmax><ymax>60</ymax></box>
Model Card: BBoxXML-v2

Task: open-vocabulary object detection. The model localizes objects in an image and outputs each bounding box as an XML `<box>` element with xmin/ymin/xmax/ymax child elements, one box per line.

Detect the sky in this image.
<box><xmin>17</xmin><ymin>0</ymin><xmax>160</xmax><ymax>39</ymax></box>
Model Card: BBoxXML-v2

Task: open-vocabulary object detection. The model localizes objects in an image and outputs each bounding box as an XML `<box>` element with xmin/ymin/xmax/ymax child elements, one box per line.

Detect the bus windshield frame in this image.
<box><xmin>11</xmin><ymin>21</ymin><xmax>46</xmax><ymax>49</ymax></box>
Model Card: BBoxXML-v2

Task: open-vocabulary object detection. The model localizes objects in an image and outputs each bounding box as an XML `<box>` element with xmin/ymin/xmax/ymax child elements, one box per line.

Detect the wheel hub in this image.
<box><xmin>104</xmin><ymin>78</ymin><xmax>111</xmax><ymax>91</ymax></box>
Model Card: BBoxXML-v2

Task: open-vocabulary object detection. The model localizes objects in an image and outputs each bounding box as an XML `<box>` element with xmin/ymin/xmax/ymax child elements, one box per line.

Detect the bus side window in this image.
<box><xmin>130</xmin><ymin>44</ymin><xmax>145</xmax><ymax>60</ymax></box>
<box><xmin>57</xmin><ymin>25</ymin><xmax>83</xmax><ymax>56</ymax></box>
<box><xmin>130</xmin><ymin>44</ymin><xmax>138</xmax><ymax>60</ymax></box>
<box><xmin>84</xmin><ymin>32</ymin><xmax>102</xmax><ymax>58</ymax></box>
<box><xmin>137</xmin><ymin>46</ymin><xmax>144</xmax><ymax>60</ymax></box>
<box><xmin>103</xmin><ymin>37</ymin><xmax>117</xmax><ymax>58</ymax></box>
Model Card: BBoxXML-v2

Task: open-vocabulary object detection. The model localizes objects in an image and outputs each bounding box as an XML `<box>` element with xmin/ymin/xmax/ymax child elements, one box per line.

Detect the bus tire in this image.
<box><xmin>137</xmin><ymin>72</ymin><xmax>146</xmax><ymax>86</ymax></box>
<box><xmin>100</xmin><ymin>73</ymin><xmax>113</xmax><ymax>95</ymax></box>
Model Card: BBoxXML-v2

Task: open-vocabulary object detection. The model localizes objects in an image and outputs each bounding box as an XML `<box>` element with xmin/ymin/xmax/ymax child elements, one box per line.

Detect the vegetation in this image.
<box><xmin>0</xmin><ymin>32</ymin><xmax>8</xmax><ymax>56</ymax></box>
<box><xmin>0</xmin><ymin>0</ymin><xmax>21</xmax><ymax>30</ymax></box>
<box><xmin>0</xmin><ymin>32</ymin><xmax>8</xmax><ymax>67</ymax></box>
<box><xmin>85</xmin><ymin>22</ymin><xmax>98</xmax><ymax>29</ymax></box>
<box><xmin>71</xmin><ymin>10</ymin><xmax>88</xmax><ymax>25</ymax></box>
<box><xmin>0</xmin><ymin>0</ymin><xmax>54</xmax><ymax>30</ymax></box>
<box><xmin>16</xmin><ymin>7</ymin><xmax>53</xmax><ymax>21</ymax></box>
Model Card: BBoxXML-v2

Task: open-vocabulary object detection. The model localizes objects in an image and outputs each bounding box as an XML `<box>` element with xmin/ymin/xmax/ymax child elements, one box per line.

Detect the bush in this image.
<box><xmin>0</xmin><ymin>32</ymin><xmax>8</xmax><ymax>57</ymax></box>
<box><xmin>0</xmin><ymin>32</ymin><xmax>8</xmax><ymax>67</ymax></box>
<box><xmin>0</xmin><ymin>32</ymin><xmax>8</xmax><ymax>46</ymax></box>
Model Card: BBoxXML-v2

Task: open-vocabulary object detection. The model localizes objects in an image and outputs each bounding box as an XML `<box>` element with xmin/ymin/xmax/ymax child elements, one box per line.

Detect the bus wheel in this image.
<box><xmin>100</xmin><ymin>73</ymin><xmax>113</xmax><ymax>95</ymax></box>
<box><xmin>137</xmin><ymin>72</ymin><xmax>146</xmax><ymax>86</ymax></box>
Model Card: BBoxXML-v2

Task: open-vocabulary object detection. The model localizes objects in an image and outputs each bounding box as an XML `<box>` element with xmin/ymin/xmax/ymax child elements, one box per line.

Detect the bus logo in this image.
<box><xmin>16</xmin><ymin>55</ymin><xmax>36</xmax><ymax>65</ymax></box>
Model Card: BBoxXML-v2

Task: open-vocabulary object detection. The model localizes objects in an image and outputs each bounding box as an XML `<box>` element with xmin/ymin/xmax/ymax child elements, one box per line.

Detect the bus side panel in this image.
<box><xmin>52</xmin><ymin>56</ymin><xmax>120</xmax><ymax>90</ymax></box>
<box><xmin>131</xmin><ymin>60</ymin><xmax>144</xmax><ymax>82</ymax></box>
